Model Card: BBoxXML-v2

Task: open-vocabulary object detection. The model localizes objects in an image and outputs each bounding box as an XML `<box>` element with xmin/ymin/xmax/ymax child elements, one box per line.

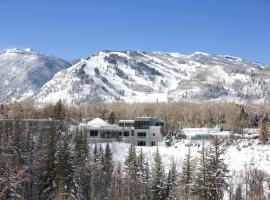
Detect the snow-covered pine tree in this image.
<box><xmin>166</xmin><ymin>157</ymin><xmax>178</xmax><ymax>199</ymax></box>
<box><xmin>259</xmin><ymin>114</ymin><xmax>269</xmax><ymax>142</ymax></box>
<box><xmin>124</xmin><ymin>144</ymin><xmax>140</xmax><ymax>199</ymax></box>
<box><xmin>93</xmin><ymin>142</ymin><xmax>98</xmax><ymax>162</ymax></box>
<box><xmin>137</xmin><ymin>148</ymin><xmax>151</xmax><ymax>199</ymax></box>
<box><xmin>207</xmin><ymin>136</ymin><xmax>229</xmax><ymax>200</ymax></box>
<box><xmin>73</xmin><ymin>128</ymin><xmax>89</xmax><ymax>167</ymax></box>
<box><xmin>181</xmin><ymin>147</ymin><xmax>194</xmax><ymax>200</ymax></box>
<box><xmin>73</xmin><ymin>128</ymin><xmax>89</xmax><ymax>199</ymax></box>
<box><xmin>53</xmin><ymin>100</ymin><xmax>65</xmax><ymax>120</ymax></box>
<box><xmin>234</xmin><ymin>184</ymin><xmax>242</xmax><ymax>200</ymax></box>
<box><xmin>192</xmin><ymin>142</ymin><xmax>209</xmax><ymax>199</ymax></box>
<box><xmin>151</xmin><ymin>148</ymin><xmax>167</xmax><ymax>200</ymax></box>
<box><xmin>107</xmin><ymin>111</ymin><xmax>116</xmax><ymax>124</ymax></box>
<box><xmin>55</xmin><ymin>137</ymin><xmax>82</xmax><ymax>199</ymax></box>
<box><xmin>37</xmin><ymin>122</ymin><xmax>59</xmax><ymax>200</ymax></box>
<box><xmin>104</xmin><ymin>143</ymin><xmax>113</xmax><ymax>197</ymax></box>
<box><xmin>89</xmin><ymin>144</ymin><xmax>108</xmax><ymax>199</ymax></box>
<box><xmin>110</xmin><ymin>162</ymin><xmax>124</xmax><ymax>200</ymax></box>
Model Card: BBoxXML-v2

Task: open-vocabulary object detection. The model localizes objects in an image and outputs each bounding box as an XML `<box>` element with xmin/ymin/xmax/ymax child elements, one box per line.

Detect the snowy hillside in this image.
<box><xmin>35</xmin><ymin>50</ymin><xmax>270</xmax><ymax>104</ymax></box>
<box><xmin>108</xmin><ymin>141</ymin><xmax>270</xmax><ymax>175</ymax></box>
<box><xmin>0</xmin><ymin>48</ymin><xmax>71</xmax><ymax>102</ymax></box>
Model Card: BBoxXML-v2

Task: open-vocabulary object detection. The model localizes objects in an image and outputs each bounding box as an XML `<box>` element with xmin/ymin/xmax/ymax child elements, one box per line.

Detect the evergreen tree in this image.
<box><xmin>124</xmin><ymin>144</ymin><xmax>140</xmax><ymax>199</ymax></box>
<box><xmin>89</xmin><ymin>144</ymin><xmax>108</xmax><ymax>199</ymax></box>
<box><xmin>259</xmin><ymin>114</ymin><xmax>269</xmax><ymax>142</ymax></box>
<box><xmin>193</xmin><ymin>142</ymin><xmax>209</xmax><ymax>199</ymax></box>
<box><xmin>104</xmin><ymin>143</ymin><xmax>113</xmax><ymax>197</ymax></box>
<box><xmin>104</xmin><ymin>143</ymin><xmax>113</xmax><ymax>177</ymax></box>
<box><xmin>137</xmin><ymin>148</ymin><xmax>151</xmax><ymax>199</ymax></box>
<box><xmin>55</xmin><ymin>137</ymin><xmax>81</xmax><ymax>199</ymax></box>
<box><xmin>53</xmin><ymin>100</ymin><xmax>65</xmax><ymax>120</ymax></box>
<box><xmin>73</xmin><ymin>128</ymin><xmax>89</xmax><ymax>199</ymax></box>
<box><xmin>110</xmin><ymin>162</ymin><xmax>124</xmax><ymax>200</ymax></box>
<box><xmin>107</xmin><ymin>111</ymin><xmax>116</xmax><ymax>124</ymax></box>
<box><xmin>93</xmin><ymin>142</ymin><xmax>98</xmax><ymax>162</ymax></box>
<box><xmin>73</xmin><ymin>128</ymin><xmax>89</xmax><ymax>167</ymax></box>
<box><xmin>151</xmin><ymin>148</ymin><xmax>166</xmax><ymax>200</ymax></box>
<box><xmin>234</xmin><ymin>184</ymin><xmax>242</xmax><ymax>200</ymax></box>
<box><xmin>37</xmin><ymin>123</ymin><xmax>59</xmax><ymax>199</ymax></box>
<box><xmin>181</xmin><ymin>147</ymin><xmax>194</xmax><ymax>200</ymax></box>
<box><xmin>166</xmin><ymin>157</ymin><xmax>178</xmax><ymax>199</ymax></box>
<box><xmin>207</xmin><ymin>136</ymin><xmax>229</xmax><ymax>200</ymax></box>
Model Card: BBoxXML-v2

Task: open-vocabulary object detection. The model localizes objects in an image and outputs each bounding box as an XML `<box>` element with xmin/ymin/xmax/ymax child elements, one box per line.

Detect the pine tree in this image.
<box><xmin>73</xmin><ymin>128</ymin><xmax>89</xmax><ymax>168</ymax></box>
<box><xmin>124</xmin><ymin>144</ymin><xmax>140</xmax><ymax>199</ymax></box>
<box><xmin>193</xmin><ymin>142</ymin><xmax>209</xmax><ymax>199</ymax></box>
<box><xmin>151</xmin><ymin>148</ymin><xmax>166</xmax><ymax>200</ymax></box>
<box><xmin>110</xmin><ymin>162</ymin><xmax>124</xmax><ymax>200</ymax></box>
<box><xmin>234</xmin><ymin>184</ymin><xmax>242</xmax><ymax>200</ymax></box>
<box><xmin>93</xmin><ymin>142</ymin><xmax>98</xmax><ymax>162</ymax></box>
<box><xmin>53</xmin><ymin>100</ymin><xmax>65</xmax><ymax>120</ymax></box>
<box><xmin>107</xmin><ymin>111</ymin><xmax>116</xmax><ymax>124</ymax></box>
<box><xmin>37</xmin><ymin>123</ymin><xmax>59</xmax><ymax>199</ymax></box>
<box><xmin>259</xmin><ymin>114</ymin><xmax>269</xmax><ymax>142</ymax></box>
<box><xmin>89</xmin><ymin>144</ymin><xmax>108</xmax><ymax>199</ymax></box>
<box><xmin>137</xmin><ymin>148</ymin><xmax>151</xmax><ymax>199</ymax></box>
<box><xmin>166</xmin><ymin>157</ymin><xmax>178</xmax><ymax>199</ymax></box>
<box><xmin>181</xmin><ymin>147</ymin><xmax>194</xmax><ymax>200</ymax></box>
<box><xmin>55</xmin><ymin>137</ymin><xmax>81</xmax><ymax>199</ymax></box>
<box><xmin>73</xmin><ymin>128</ymin><xmax>89</xmax><ymax>199</ymax></box>
<box><xmin>207</xmin><ymin>136</ymin><xmax>229</xmax><ymax>200</ymax></box>
<box><xmin>104</xmin><ymin>143</ymin><xmax>113</xmax><ymax>197</ymax></box>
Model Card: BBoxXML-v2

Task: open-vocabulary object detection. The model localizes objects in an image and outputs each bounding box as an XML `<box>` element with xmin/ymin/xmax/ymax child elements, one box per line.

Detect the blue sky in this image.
<box><xmin>0</xmin><ymin>0</ymin><xmax>270</xmax><ymax>63</ymax></box>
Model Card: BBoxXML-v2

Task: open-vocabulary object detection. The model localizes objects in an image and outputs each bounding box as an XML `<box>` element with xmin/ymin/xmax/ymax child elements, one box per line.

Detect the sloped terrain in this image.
<box><xmin>0</xmin><ymin>48</ymin><xmax>71</xmax><ymax>102</ymax></box>
<box><xmin>35</xmin><ymin>50</ymin><xmax>270</xmax><ymax>104</ymax></box>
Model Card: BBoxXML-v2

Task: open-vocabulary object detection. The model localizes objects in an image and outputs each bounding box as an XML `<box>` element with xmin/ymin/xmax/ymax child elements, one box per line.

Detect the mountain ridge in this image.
<box><xmin>34</xmin><ymin>50</ymin><xmax>270</xmax><ymax>104</ymax></box>
<box><xmin>0</xmin><ymin>48</ymin><xmax>71</xmax><ymax>102</ymax></box>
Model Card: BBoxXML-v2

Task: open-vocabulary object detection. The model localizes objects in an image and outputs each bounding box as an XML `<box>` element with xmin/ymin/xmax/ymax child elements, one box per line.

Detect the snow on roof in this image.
<box><xmin>119</xmin><ymin>119</ymin><xmax>134</xmax><ymax>123</ymax></box>
<box><xmin>182</xmin><ymin>128</ymin><xmax>225</xmax><ymax>137</ymax></box>
<box><xmin>87</xmin><ymin>118</ymin><xmax>109</xmax><ymax>126</ymax></box>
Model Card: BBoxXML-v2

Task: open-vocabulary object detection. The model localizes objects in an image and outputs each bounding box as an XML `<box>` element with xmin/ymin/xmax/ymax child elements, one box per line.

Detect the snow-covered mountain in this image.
<box><xmin>35</xmin><ymin>50</ymin><xmax>270</xmax><ymax>104</ymax></box>
<box><xmin>0</xmin><ymin>48</ymin><xmax>71</xmax><ymax>102</ymax></box>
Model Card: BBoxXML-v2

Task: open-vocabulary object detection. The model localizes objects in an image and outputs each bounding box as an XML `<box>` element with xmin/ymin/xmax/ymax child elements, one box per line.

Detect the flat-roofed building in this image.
<box><xmin>81</xmin><ymin>117</ymin><xmax>165</xmax><ymax>146</ymax></box>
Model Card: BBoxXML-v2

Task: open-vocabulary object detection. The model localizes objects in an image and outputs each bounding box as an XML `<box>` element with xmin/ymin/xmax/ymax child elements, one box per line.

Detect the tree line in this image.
<box><xmin>1</xmin><ymin>100</ymin><xmax>269</xmax><ymax>140</ymax></box>
<box><xmin>1</xmin><ymin>115</ymin><xmax>269</xmax><ymax>200</ymax></box>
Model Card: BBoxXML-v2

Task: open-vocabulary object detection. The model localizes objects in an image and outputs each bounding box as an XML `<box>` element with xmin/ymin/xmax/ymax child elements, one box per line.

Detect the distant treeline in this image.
<box><xmin>1</xmin><ymin>100</ymin><xmax>270</xmax><ymax>132</ymax></box>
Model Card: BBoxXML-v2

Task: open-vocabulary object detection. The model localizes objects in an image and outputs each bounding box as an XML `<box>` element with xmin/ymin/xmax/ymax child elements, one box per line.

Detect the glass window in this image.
<box><xmin>137</xmin><ymin>132</ymin><xmax>146</xmax><ymax>137</ymax></box>
<box><xmin>90</xmin><ymin>130</ymin><xmax>98</xmax><ymax>137</ymax></box>
<box><xmin>153</xmin><ymin>133</ymin><xmax>155</xmax><ymax>136</ymax></box>
<box><xmin>151</xmin><ymin>141</ymin><xmax>156</xmax><ymax>146</ymax></box>
<box><xmin>134</xmin><ymin>120</ymin><xmax>149</xmax><ymax>129</ymax></box>
<box><xmin>137</xmin><ymin>141</ymin><xmax>146</xmax><ymax>146</ymax></box>
<box><xmin>123</xmin><ymin>131</ymin><xmax>129</xmax><ymax>137</ymax></box>
<box><xmin>131</xmin><ymin>130</ymin><xmax>134</xmax><ymax>136</ymax></box>
<box><xmin>119</xmin><ymin>123</ymin><xmax>124</xmax><ymax>127</ymax></box>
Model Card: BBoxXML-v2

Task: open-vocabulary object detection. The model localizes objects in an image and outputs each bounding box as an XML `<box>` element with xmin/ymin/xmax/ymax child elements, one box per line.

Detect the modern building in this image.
<box><xmin>80</xmin><ymin>117</ymin><xmax>165</xmax><ymax>146</ymax></box>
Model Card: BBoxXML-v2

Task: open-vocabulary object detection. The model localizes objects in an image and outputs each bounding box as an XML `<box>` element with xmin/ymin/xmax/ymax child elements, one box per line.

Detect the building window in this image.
<box><xmin>134</xmin><ymin>120</ymin><xmax>149</xmax><ymax>129</ymax></box>
<box><xmin>153</xmin><ymin>133</ymin><xmax>155</xmax><ymax>136</ymax></box>
<box><xmin>137</xmin><ymin>132</ymin><xmax>146</xmax><ymax>137</ymax></box>
<box><xmin>151</xmin><ymin>141</ymin><xmax>156</xmax><ymax>146</ymax></box>
<box><xmin>90</xmin><ymin>130</ymin><xmax>98</xmax><ymax>137</ymax></box>
<box><xmin>131</xmin><ymin>130</ymin><xmax>134</xmax><ymax>136</ymax></box>
<box><xmin>123</xmin><ymin>131</ymin><xmax>129</xmax><ymax>137</ymax></box>
<box><xmin>138</xmin><ymin>141</ymin><xmax>146</xmax><ymax>146</ymax></box>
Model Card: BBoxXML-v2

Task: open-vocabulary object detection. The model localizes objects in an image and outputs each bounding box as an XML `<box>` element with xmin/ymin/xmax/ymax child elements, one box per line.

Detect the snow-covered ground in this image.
<box><xmin>35</xmin><ymin>50</ymin><xmax>270</xmax><ymax>104</ymax></box>
<box><xmin>96</xmin><ymin>139</ymin><xmax>270</xmax><ymax>175</ymax></box>
<box><xmin>95</xmin><ymin>139</ymin><xmax>270</xmax><ymax>199</ymax></box>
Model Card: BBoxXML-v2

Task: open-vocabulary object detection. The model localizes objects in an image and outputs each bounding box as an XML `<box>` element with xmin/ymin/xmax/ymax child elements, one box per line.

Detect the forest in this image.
<box><xmin>0</xmin><ymin>100</ymin><xmax>269</xmax><ymax>199</ymax></box>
